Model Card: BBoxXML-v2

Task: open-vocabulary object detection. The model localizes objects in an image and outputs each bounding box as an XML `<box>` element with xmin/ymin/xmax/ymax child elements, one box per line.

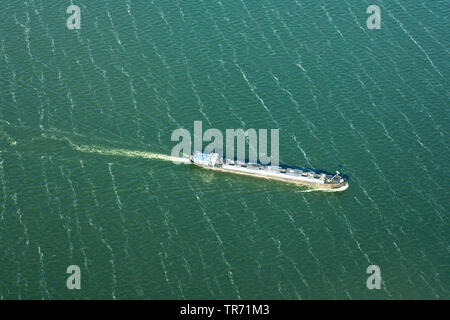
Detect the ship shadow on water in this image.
<box><xmin>190</xmin><ymin>165</ymin><xmax>217</xmax><ymax>184</ymax></box>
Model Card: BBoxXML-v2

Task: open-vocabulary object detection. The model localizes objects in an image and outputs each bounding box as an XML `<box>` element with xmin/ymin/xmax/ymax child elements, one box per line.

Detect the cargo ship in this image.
<box><xmin>189</xmin><ymin>152</ymin><xmax>348</xmax><ymax>190</ymax></box>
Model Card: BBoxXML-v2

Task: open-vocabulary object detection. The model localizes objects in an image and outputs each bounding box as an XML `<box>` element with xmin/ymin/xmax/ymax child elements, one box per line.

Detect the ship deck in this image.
<box><xmin>189</xmin><ymin>152</ymin><xmax>348</xmax><ymax>189</ymax></box>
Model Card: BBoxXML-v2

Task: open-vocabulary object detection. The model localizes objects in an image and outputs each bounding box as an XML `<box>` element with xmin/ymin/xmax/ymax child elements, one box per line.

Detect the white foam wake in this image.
<box><xmin>44</xmin><ymin>134</ymin><xmax>190</xmax><ymax>164</ymax></box>
<box><xmin>71</xmin><ymin>143</ymin><xmax>190</xmax><ymax>164</ymax></box>
<box><xmin>298</xmin><ymin>182</ymin><xmax>349</xmax><ymax>193</ymax></box>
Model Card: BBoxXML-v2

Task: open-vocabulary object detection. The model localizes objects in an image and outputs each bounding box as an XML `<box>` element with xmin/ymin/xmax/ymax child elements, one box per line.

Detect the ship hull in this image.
<box><xmin>191</xmin><ymin>163</ymin><xmax>348</xmax><ymax>190</ymax></box>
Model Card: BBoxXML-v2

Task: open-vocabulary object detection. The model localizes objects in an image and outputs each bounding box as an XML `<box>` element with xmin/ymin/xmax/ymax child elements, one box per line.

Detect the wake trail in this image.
<box><xmin>43</xmin><ymin>134</ymin><xmax>190</xmax><ymax>164</ymax></box>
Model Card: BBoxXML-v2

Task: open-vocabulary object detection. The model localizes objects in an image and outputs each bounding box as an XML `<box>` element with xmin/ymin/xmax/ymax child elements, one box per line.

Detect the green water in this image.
<box><xmin>0</xmin><ymin>0</ymin><xmax>448</xmax><ymax>299</ymax></box>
